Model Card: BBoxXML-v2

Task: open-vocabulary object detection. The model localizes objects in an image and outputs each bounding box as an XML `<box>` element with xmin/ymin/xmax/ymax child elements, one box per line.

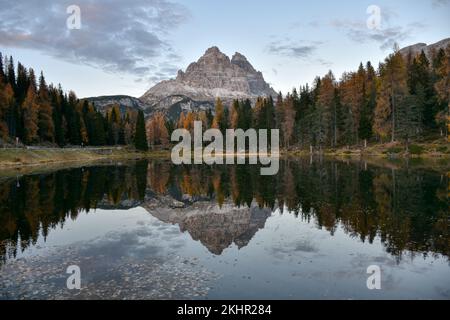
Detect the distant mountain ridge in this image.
<box><xmin>85</xmin><ymin>95</ymin><xmax>147</xmax><ymax>116</ymax></box>
<box><xmin>399</xmin><ymin>38</ymin><xmax>450</xmax><ymax>59</ymax></box>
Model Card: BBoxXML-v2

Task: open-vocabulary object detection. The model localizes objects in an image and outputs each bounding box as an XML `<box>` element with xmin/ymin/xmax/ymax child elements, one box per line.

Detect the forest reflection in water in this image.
<box><xmin>0</xmin><ymin>158</ymin><xmax>448</xmax><ymax>266</ymax></box>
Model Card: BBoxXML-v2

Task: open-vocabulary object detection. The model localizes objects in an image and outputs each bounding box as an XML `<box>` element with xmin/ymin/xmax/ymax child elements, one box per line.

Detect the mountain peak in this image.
<box><xmin>141</xmin><ymin>47</ymin><xmax>277</xmax><ymax>111</ymax></box>
<box><xmin>231</xmin><ymin>52</ymin><xmax>256</xmax><ymax>73</ymax></box>
<box><xmin>205</xmin><ymin>46</ymin><xmax>222</xmax><ymax>54</ymax></box>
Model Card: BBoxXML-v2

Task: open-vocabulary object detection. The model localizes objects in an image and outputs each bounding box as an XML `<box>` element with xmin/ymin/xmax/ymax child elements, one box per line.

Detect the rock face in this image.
<box><xmin>399</xmin><ymin>38</ymin><xmax>450</xmax><ymax>59</ymax></box>
<box><xmin>140</xmin><ymin>47</ymin><xmax>277</xmax><ymax>116</ymax></box>
<box><xmin>142</xmin><ymin>195</ymin><xmax>272</xmax><ymax>255</ymax></box>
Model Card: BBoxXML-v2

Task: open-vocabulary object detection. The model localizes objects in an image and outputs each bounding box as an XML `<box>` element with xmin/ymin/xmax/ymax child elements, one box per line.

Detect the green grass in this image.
<box><xmin>436</xmin><ymin>145</ymin><xmax>448</xmax><ymax>153</ymax></box>
<box><xmin>387</xmin><ymin>147</ymin><xmax>403</xmax><ymax>154</ymax></box>
<box><xmin>409</xmin><ymin>144</ymin><xmax>425</xmax><ymax>155</ymax></box>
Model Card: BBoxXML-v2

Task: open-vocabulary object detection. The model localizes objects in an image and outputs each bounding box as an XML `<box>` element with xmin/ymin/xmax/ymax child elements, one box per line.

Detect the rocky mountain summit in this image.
<box><xmin>143</xmin><ymin>197</ymin><xmax>272</xmax><ymax>255</ymax></box>
<box><xmin>140</xmin><ymin>47</ymin><xmax>277</xmax><ymax>117</ymax></box>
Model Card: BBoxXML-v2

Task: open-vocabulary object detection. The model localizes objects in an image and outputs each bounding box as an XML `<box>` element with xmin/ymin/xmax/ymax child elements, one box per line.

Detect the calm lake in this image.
<box><xmin>0</xmin><ymin>158</ymin><xmax>449</xmax><ymax>299</ymax></box>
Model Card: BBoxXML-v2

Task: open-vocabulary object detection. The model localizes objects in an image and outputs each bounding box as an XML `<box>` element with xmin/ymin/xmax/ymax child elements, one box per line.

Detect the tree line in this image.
<box><xmin>147</xmin><ymin>44</ymin><xmax>449</xmax><ymax>150</ymax></box>
<box><xmin>0</xmin><ymin>52</ymin><xmax>149</xmax><ymax>150</ymax></box>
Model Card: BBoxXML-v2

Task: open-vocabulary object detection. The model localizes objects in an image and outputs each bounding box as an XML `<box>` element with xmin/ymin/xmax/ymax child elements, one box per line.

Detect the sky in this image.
<box><xmin>0</xmin><ymin>0</ymin><xmax>449</xmax><ymax>98</ymax></box>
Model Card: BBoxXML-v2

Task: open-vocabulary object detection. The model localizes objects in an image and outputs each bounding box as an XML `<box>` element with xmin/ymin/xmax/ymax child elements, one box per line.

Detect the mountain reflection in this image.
<box><xmin>0</xmin><ymin>159</ymin><xmax>448</xmax><ymax>264</ymax></box>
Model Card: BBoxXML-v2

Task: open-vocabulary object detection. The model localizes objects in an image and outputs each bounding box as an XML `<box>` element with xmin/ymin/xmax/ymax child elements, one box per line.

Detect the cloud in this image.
<box><xmin>0</xmin><ymin>0</ymin><xmax>190</xmax><ymax>82</ymax></box>
<box><xmin>289</xmin><ymin>20</ymin><xmax>321</xmax><ymax>29</ymax></box>
<box><xmin>331</xmin><ymin>14</ymin><xmax>426</xmax><ymax>50</ymax></box>
<box><xmin>267</xmin><ymin>40</ymin><xmax>321</xmax><ymax>58</ymax></box>
<box><xmin>432</xmin><ymin>0</ymin><xmax>450</xmax><ymax>8</ymax></box>
<box><xmin>316</xmin><ymin>59</ymin><xmax>333</xmax><ymax>68</ymax></box>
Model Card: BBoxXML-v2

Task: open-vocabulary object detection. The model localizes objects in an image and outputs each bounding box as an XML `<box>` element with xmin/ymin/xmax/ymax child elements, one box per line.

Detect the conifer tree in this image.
<box><xmin>21</xmin><ymin>81</ymin><xmax>39</xmax><ymax>144</ymax></box>
<box><xmin>37</xmin><ymin>72</ymin><xmax>55</xmax><ymax>142</ymax></box>
<box><xmin>359</xmin><ymin>61</ymin><xmax>377</xmax><ymax>146</ymax></box>
<box><xmin>212</xmin><ymin>98</ymin><xmax>227</xmax><ymax>134</ymax></box>
<box><xmin>134</xmin><ymin>110</ymin><xmax>148</xmax><ymax>151</ymax></box>
<box><xmin>374</xmin><ymin>48</ymin><xmax>409</xmax><ymax>142</ymax></box>
<box><xmin>0</xmin><ymin>52</ymin><xmax>4</xmax><ymax>82</ymax></box>
<box><xmin>0</xmin><ymin>82</ymin><xmax>14</xmax><ymax>139</ymax></box>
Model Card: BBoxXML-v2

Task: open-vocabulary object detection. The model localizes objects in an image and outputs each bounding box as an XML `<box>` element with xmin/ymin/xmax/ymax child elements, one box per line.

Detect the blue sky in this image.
<box><xmin>0</xmin><ymin>0</ymin><xmax>449</xmax><ymax>98</ymax></box>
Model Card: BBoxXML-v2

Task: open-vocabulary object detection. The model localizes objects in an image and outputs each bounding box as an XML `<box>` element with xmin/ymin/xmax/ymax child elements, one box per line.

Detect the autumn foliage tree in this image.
<box><xmin>146</xmin><ymin>112</ymin><xmax>169</xmax><ymax>147</ymax></box>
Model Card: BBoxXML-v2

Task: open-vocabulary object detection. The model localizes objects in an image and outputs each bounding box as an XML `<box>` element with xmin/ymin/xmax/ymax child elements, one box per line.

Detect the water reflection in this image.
<box><xmin>0</xmin><ymin>158</ymin><xmax>448</xmax><ymax>265</ymax></box>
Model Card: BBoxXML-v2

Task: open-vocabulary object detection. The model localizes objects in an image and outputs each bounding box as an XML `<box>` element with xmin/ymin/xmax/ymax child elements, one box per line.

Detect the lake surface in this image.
<box><xmin>0</xmin><ymin>158</ymin><xmax>449</xmax><ymax>299</ymax></box>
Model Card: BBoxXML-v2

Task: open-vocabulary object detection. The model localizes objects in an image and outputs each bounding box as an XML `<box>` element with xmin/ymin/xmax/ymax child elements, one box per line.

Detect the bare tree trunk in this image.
<box><xmin>391</xmin><ymin>87</ymin><xmax>396</xmax><ymax>143</ymax></box>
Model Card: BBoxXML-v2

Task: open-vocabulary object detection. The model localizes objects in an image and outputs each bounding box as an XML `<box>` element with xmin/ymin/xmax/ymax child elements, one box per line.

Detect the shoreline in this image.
<box><xmin>0</xmin><ymin>147</ymin><xmax>169</xmax><ymax>178</ymax></box>
<box><xmin>0</xmin><ymin>143</ymin><xmax>449</xmax><ymax>177</ymax></box>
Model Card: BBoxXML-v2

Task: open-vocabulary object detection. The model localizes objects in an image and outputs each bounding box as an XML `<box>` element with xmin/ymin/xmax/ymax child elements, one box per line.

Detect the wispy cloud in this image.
<box><xmin>331</xmin><ymin>8</ymin><xmax>426</xmax><ymax>51</ymax></box>
<box><xmin>267</xmin><ymin>40</ymin><xmax>321</xmax><ymax>58</ymax></box>
<box><xmin>432</xmin><ymin>0</ymin><xmax>450</xmax><ymax>8</ymax></box>
<box><xmin>0</xmin><ymin>0</ymin><xmax>190</xmax><ymax>82</ymax></box>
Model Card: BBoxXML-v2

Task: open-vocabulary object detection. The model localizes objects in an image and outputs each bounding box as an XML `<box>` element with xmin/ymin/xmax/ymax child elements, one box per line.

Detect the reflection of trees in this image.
<box><xmin>145</xmin><ymin>159</ymin><xmax>448</xmax><ymax>260</ymax></box>
<box><xmin>0</xmin><ymin>161</ymin><xmax>148</xmax><ymax>264</ymax></box>
<box><xmin>0</xmin><ymin>159</ymin><xmax>448</xmax><ymax>264</ymax></box>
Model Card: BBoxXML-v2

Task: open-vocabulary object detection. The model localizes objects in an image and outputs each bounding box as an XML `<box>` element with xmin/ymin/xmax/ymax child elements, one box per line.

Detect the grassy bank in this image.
<box><xmin>0</xmin><ymin>138</ymin><xmax>448</xmax><ymax>173</ymax></box>
<box><xmin>287</xmin><ymin>139</ymin><xmax>450</xmax><ymax>158</ymax></box>
<box><xmin>0</xmin><ymin>147</ymin><xmax>170</xmax><ymax>168</ymax></box>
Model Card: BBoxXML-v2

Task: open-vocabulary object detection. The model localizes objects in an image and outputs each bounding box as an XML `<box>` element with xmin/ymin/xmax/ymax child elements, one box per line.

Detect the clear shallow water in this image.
<box><xmin>0</xmin><ymin>159</ymin><xmax>449</xmax><ymax>299</ymax></box>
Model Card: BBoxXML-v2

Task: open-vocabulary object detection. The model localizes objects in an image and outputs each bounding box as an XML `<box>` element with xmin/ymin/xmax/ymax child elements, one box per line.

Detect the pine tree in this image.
<box><xmin>0</xmin><ymin>52</ymin><xmax>4</xmax><ymax>82</ymax></box>
<box><xmin>212</xmin><ymin>98</ymin><xmax>227</xmax><ymax>134</ymax></box>
<box><xmin>297</xmin><ymin>86</ymin><xmax>314</xmax><ymax>148</ymax></box>
<box><xmin>282</xmin><ymin>95</ymin><xmax>296</xmax><ymax>148</ymax></box>
<box><xmin>374</xmin><ymin>48</ymin><xmax>409</xmax><ymax>142</ymax></box>
<box><xmin>238</xmin><ymin>99</ymin><xmax>252</xmax><ymax>130</ymax></box>
<box><xmin>16</xmin><ymin>63</ymin><xmax>29</xmax><ymax>105</ymax></box>
<box><xmin>315</xmin><ymin>71</ymin><xmax>335</xmax><ymax>148</ymax></box>
<box><xmin>0</xmin><ymin>82</ymin><xmax>14</xmax><ymax>140</ymax></box>
<box><xmin>340</xmin><ymin>68</ymin><xmax>364</xmax><ymax>145</ymax></box>
<box><xmin>275</xmin><ymin>92</ymin><xmax>284</xmax><ymax>131</ymax></box>
<box><xmin>359</xmin><ymin>61</ymin><xmax>377</xmax><ymax>146</ymax></box>
<box><xmin>21</xmin><ymin>81</ymin><xmax>39</xmax><ymax>144</ymax></box>
<box><xmin>408</xmin><ymin>50</ymin><xmax>434</xmax><ymax>133</ymax></box>
<box><xmin>93</xmin><ymin>111</ymin><xmax>107</xmax><ymax>145</ymax></box>
<box><xmin>373</xmin><ymin>77</ymin><xmax>392</xmax><ymax>141</ymax></box>
<box><xmin>107</xmin><ymin>105</ymin><xmax>121</xmax><ymax>145</ymax></box>
<box><xmin>252</xmin><ymin>97</ymin><xmax>265</xmax><ymax>129</ymax></box>
<box><xmin>230</xmin><ymin>100</ymin><xmax>240</xmax><ymax>129</ymax></box>
<box><xmin>146</xmin><ymin>112</ymin><xmax>168</xmax><ymax>147</ymax></box>
<box><xmin>6</xmin><ymin>56</ymin><xmax>16</xmax><ymax>92</ymax></box>
<box><xmin>123</xmin><ymin>112</ymin><xmax>134</xmax><ymax>145</ymax></box>
<box><xmin>50</xmin><ymin>84</ymin><xmax>65</xmax><ymax>146</ymax></box>
<box><xmin>433</xmin><ymin>47</ymin><xmax>449</xmax><ymax>136</ymax></box>
<box><xmin>134</xmin><ymin>110</ymin><xmax>148</xmax><ymax>151</ymax></box>
<box><xmin>37</xmin><ymin>72</ymin><xmax>55</xmax><ymax>142</ymax></box>
<box><xmin>66</xmin><ymin>91</ymin><xmax>81</xmax><ymax>145</ymax></box>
